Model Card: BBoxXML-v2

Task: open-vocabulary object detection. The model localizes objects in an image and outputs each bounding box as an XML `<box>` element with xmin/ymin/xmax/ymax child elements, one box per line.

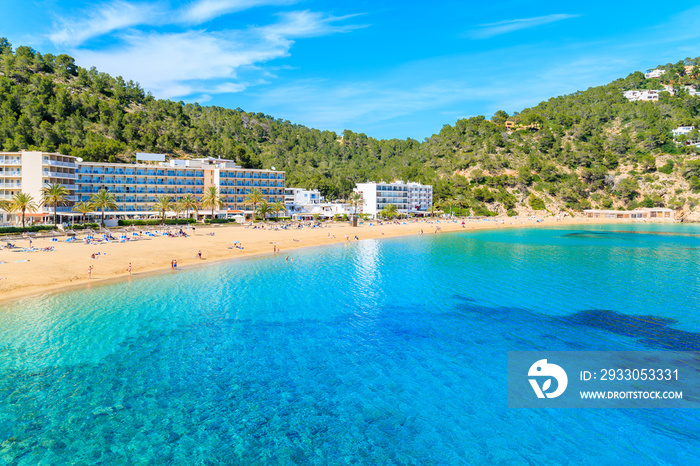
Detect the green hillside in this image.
<box><xmin>2</xmin><ymin>38</ymin><xmax>700</xmax><ymax>216</ymax></box>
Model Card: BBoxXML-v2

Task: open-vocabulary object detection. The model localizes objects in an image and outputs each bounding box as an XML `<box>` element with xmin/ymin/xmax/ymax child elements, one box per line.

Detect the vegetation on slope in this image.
<box><xmin>2</xmin><ymin>38</ymin><xmax>700</xmax><ymax>215</ymax></box>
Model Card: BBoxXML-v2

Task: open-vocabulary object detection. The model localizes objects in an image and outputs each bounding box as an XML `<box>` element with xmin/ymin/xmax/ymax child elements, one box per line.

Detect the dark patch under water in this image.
<box><xmin>453</xmin><ymin>294</ymin><xmax>700</xmax><ymax>351</ymax></box>
<box><xmin>563</xmin><ymin>231</ymin><xmax>611</xmax><ymax>238</ymax></box>
<box><xmin>561</xmin><ymin>309</ymin><xmax>700</xmax><ymax>351</ymax></box>
<box><xmin>563</xmin><ymin>230</ymin><xmax>700</xmax><ymax>239</ymax></box>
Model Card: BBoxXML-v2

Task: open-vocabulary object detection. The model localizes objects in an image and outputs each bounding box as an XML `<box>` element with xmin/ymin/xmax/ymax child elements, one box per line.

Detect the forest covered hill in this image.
<box><xmin>2</xmin><ymin>37</ymin><xmax>700</xmax><ymax>217</ymax></box>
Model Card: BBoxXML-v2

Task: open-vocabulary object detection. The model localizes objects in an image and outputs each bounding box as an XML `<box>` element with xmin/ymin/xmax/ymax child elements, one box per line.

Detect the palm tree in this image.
<box><xmin>172</xmin><ymin>202</ymin><xmax>183</xmax><ymax>220</ymax></box>
<box><xmin>177</xmin><ymin>194</ymin><xmax>199</xmax><ymax>221</ymax></box>
<box><xmin>153</xmin><ymin>195</ymin><xmax>173</xmax><ymax>225</ymax></box>
<box><xmin>427</xmin><ymin>205</ymin><xmax>439</xmax><ymax>218</ymax></box>
<box><xmin>272</xmin><ymin>200</ymin><xmax>287</xmax><ymax>220</ymax></box>
<box><xmin>243</xmin><ymin>188</ymin><xmax>264</xmax><ymax>222</ymax></box>
<box><xmin>72</xmin><ymin>200</ymin><xmax>93</xmax><ymax>225</ymax></box>
<box><xmin>41</xmin><ymin>182</ymin><xmax>71</xmax><ymax>225</ymax></box>
<box><xmin>201</xmin><ymin>186</ymin><xmax>224</xmax><ymax>220</ymax></box>
<box><xmin>10</xmin><ymin>192</ymin><xmax>38</xmax><ymax>231</ymax></box>
<box><xmin>256</xmin><ymin>200</ymin><xmax>274</xmax><ymax>221</ymax></box>
<box><xmin>349</xmin><ymin>192</ymin><xmax>362</xmax><ymax>227</ymax></box>
<box><xmin>440</xmin><ymin>199</ymin><xmax>457</xmax><ymax>218</ymax></box>
<box><xmin>89</xmin><ymin>189</ymin><xmax>117</xmax><ymax>227</ymax></box>
<box><xmin>380</xmin><ymin>203</ymin><xmax>398</xmax><ymax>219</ymax></box>
<box><xmin>454</xmin><ymin>194</ymin><xmax>468</xmax><ymax>217</ymax></box>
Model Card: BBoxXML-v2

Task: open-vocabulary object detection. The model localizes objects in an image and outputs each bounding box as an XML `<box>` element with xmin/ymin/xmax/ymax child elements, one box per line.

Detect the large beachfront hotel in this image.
<box><xmin>0</xmin><ymin>150</ymin><xmax>285</xmax><ymax>223</ymax></box>
<box><xmin>354</xmin><ymin>181</ymin><xmax>433</xmax><ymax>218</ymax></box>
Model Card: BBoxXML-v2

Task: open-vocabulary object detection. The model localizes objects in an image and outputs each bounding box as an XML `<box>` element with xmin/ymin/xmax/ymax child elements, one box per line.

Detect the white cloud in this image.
<box><xmin>180</xmin><ymin>0</ymin><xmax>298</xmax><ymax>24</ymax></box>
<box><xmin>471</xmin><ymin>14</ymin><xmax>580</xmax><ymax>39</ymax></box>
<box><xmin>49</xmin><ymin>0</ymin><xmax>307</xmax><ymax>47</ymax></box>
<box><xmin>260</xmin><ymin>11</ymin><xmax>366</xmax><ymax>39</ymax></box>
<box><xmin>70</xmin><ymin>12</ymin><xmax>363</xmax><ymax>99</ymax></box>
<box><xmin>50</xmin><ymin>1</ymin><xmax>165</xmax><ymax>46</ymax></box>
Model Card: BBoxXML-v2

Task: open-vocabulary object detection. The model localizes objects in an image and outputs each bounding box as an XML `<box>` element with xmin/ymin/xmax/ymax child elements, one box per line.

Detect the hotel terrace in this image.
<box><xmin>0</xmin><ymin>151</ymin><xmax>285</xmax><ymax>223</ymax></box>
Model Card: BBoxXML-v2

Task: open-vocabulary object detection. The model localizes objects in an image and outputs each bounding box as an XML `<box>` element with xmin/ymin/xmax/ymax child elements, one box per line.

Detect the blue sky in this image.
<box><xmin>2</xmin><ymin>1</ymin><xmax>700</xmax><ymax>139</ymax></box>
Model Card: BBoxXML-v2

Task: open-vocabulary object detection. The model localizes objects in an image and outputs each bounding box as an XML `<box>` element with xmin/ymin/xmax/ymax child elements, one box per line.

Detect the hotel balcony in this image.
<box><xmin>43</xmin><ymin>171</ymin><xmax>77</xmax><ymax>179</ymax></box>
<box><xmin>0</xmin><ymin>158</ymin><xmax>21</xmax><ymax>165</ymax></box>
<box><xmin>43</xmin><ymin>160</ymin><xmax>77</xmax><ymax>168</ymax></box>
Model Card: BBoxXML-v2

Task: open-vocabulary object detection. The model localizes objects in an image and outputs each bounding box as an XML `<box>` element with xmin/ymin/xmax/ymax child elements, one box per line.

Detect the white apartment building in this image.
<box><xmin>1</xmin><ymin>151</ymin><xmax>285</xmax><ymax>223</ymax></box>
<box><xmin>623</xmin><ymin>90</ymin><xmax>662</xmax><ymax>102</ymax></box>
<box><xmin>0</xmin><ymin>151</ymin><xmax>78</xmax><ymax>223</ymax></box>
<box><xmin>644</xmin><ymin>69</ymin><xmax>667</xmax><ymax>79</ymax></box>
<box><xmin>354</xmin><ymin>181</ymin><xmax>433</xmax><ymax>218</ymax></box>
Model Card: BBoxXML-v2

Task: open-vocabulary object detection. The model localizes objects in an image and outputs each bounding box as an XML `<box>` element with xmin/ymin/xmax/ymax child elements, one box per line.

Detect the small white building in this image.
<box><xmin>661</xmin><ymin>84</ymin><xmax>699</xmax><ymax>96</ymax></box>
<box><xmin>672</xmin><ymin>126</ymin><xmax>695</xmax><ymax>137</ymax></box>
<box><xmin>354</xmin><ymin>181</ymin><xmax>433</xmax><ymax>218</ymax></box>
<box><xmin>284</xmin><ymin>187</ymin><xmax>326</xmax><ymax>216</ymax></box>
<box><xmin>644</xmin><ymin>69</ymin><xmax>667</xmax><ymax>79</ymax></box>
<box><xmin>623</xmin><ymin>90</ymin><xmax>662</xmax><ymax>102</ymax></box>
<box><xmin>290</xmin><ymin>202</ymin><xmax>353</xmax><ymax>220</ymax></box>
<box><xmin>285</xmin><ymin>188</ymin><xmax>323</xmax><ymax>207</ymax></box>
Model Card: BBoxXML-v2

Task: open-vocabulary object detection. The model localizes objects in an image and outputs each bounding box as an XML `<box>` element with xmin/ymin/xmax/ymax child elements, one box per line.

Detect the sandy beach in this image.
<box><xmin>0</xmin><ymin>216</ymin><xmax>631</xmax><ymax>304</ymax></box>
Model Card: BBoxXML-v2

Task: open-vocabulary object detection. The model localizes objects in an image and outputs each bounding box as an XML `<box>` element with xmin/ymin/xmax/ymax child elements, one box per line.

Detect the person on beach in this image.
<box><xmin>127</xmin><ymin>263</ymin><xmax>132</xmax><ymax>275</ymax></box>
<box><xmin>87</xmin><ymin>265</ymin><xmax>93</xmax><ymax>279</ymax></box>
<box><xmin>171</xmin><ymin>259</ymin><xmax>177</xmax><ymax>270</ymax></box>
<box><xmin>197</xmin><ymin>250</ymin><xmax>202</xmax><ymax>260</ymax></box>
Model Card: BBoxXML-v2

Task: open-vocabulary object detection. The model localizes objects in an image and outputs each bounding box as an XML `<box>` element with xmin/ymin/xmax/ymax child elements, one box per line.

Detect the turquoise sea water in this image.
<box><xmin>1</xmin><ymin>224</ymin><xmax>699</xmax><ymax>464</ymax></box>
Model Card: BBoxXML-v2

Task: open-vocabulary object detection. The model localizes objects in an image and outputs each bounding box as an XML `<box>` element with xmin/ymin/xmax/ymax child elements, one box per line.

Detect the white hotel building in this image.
<box><xmin>0</xmin><ymin>150</ymin><xmax>285</xmax><ymax>223</ymax></box>
<box><xmin>354</xmin><ymin>181</ymin><xmax>432</xmax><ymax>218</ymax></box>
<box><xmin>1</xmin><ymin>151</ymin><xmax>78</xmax><ymax>223</ymax></box>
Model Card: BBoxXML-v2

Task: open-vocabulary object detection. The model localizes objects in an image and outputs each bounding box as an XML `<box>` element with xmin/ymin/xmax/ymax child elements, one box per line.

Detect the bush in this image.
<box><xmin>203</xmin><ymin>218</ymin><xmax>232</xmax><ymax>224</ymax></box>
<box><xmin>658</xmin><ymin>161</ymin><xmax>674</xmax><ymax>174</ymax></box>
<box><xmin>528</xmin><ymin>194</ymin><xmax>546</xmax><ymax>210</ymax></box>
<box><xmin>68</xmin><ymin>223</ymin><xmax>100</xmax><ymax>230</ymax></box>
<box><xmin>0</xmin><ymin>225</ymin><xmax>58</xmax><ymax>234</ymax></box>
<box><xmin>118</xmin><ymin>218</ymin><xmax>196</xmax><ymax>226</ymax></box>
<box><xmin>640</xmin><ymin>196</ymin><xmax>654</xmax><ymax>208</ymax></box>
<box><xmin>507</xmin><ymin>209</ymin><xmax>518</xmax><ymax>217</ymax></box>
<box><xmin>472</xmin><ymin>204</ymin><xmax>497</xmax><ymax>217</ymax></box>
